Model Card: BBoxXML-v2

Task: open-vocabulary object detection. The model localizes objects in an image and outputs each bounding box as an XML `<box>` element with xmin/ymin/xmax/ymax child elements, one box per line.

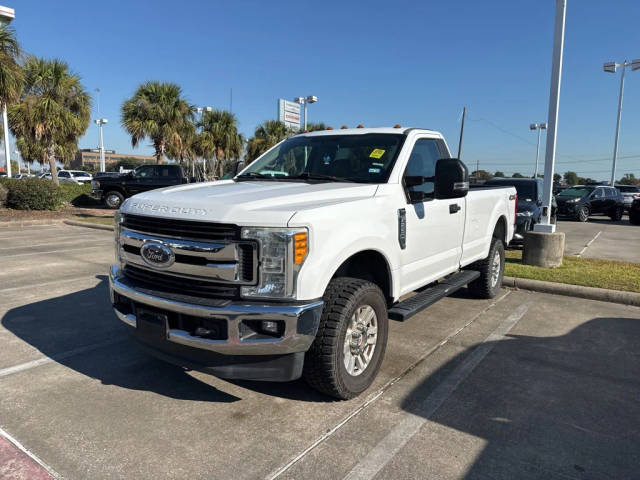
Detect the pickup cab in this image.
<box><xmin>109</xmin><ymin>127</ymin><xmax>516</xmax><ymax>399</ymax></box>
<box><xmin>92</xmin><ymin>164</ymin><xmax>187</xmax><ymax>209</ymax></box>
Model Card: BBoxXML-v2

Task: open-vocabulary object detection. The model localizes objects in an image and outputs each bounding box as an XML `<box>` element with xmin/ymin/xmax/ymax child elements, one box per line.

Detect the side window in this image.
<box><xmin>605</xmin><ymin>188</ymin><xmax>614</xmax><ymax>198</ymax></box>
<box><xmin>593</xmin><ymin>188</ymin><xmax>604</xmax><ymax>198</ymax></box>
<box><xmin>404</xmin><ymin>138</ymin><xmax>442</xmax><ymax>197</ymax></box>
<box><xmin>157</xmin><ymin>166</ymin><xmax>173</xmax><ymax>177</ymax></box>
<box><xmin>58</xmin><ymin>171</ymin><xmax>69</xmax><ymax>178</ymax></box>
<box><xmin>136</xmin><ymin>166</ymin><xmax>155</xmax><ymax>178</ymax></box>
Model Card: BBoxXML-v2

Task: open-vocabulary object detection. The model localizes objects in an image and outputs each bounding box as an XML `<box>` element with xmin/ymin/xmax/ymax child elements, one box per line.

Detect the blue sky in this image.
<box><xmin>10</xmin><ymin>0</ymin><xmax>640</xmax><ymax>179</ymax></box>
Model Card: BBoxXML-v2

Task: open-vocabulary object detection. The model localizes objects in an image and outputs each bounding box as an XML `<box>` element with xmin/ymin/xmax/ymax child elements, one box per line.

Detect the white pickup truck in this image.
<box><xmin>110</xmin><ymin>127</ymin><xmax>516</xmax><ymax>399</ymax></box>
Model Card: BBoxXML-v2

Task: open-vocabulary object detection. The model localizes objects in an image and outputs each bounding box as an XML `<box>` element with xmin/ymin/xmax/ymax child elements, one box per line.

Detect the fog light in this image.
<box><xmin>261</xmin><ymin>320</ymin><xmax>279</xmax><ymax>334</ymax></box>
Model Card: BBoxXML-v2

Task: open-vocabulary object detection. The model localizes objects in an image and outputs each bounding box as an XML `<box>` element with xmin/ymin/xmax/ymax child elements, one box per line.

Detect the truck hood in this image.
<box><xmin>121</xmin><ymin>180</ymin><xmax>379</xmax><ymax>226</ymax></box>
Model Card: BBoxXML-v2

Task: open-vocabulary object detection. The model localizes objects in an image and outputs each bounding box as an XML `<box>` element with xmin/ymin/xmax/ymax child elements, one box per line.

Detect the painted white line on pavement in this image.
<box><xmin>342</xmin><ymin>301</ymin><xmax>531</xmax><ymax>480</ymax></box>
<box><xmin>6</xmin><ymin>245</ymin><xmax>108</xmax><ymax>258</ymax></box>
<box><xmin>267</xmin><ymin>290</ymin><xmax>513</xmax><ymax>480</ymax></box>
<box><xmin>0</xmin><ymin>426</ymin><xmax>62</xmax><ymax>479</ymax></box>
<box><xmin>0</xmin><ymin>338</ymin><xmax>125</xmax><ymax>378</ymax></box>
<box><xmin>0</xmin><ymin>236</ymin><xmax>111</xmax><ymax>251</ymax></box>
<box><xmin>0</xmin><ymin>274</ymin><xmax>105</xmax><ymax>294</ymax></box>
<box><xmin>577</xmin><ymin>230</ymin><xmax>602</xmax><ymax>257</ymax></box>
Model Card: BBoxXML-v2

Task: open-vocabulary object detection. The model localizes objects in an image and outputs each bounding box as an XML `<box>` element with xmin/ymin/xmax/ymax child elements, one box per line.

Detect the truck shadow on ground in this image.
<box><xmin>1</xmin><ymin>276</ymin><xmax>240</xmax><ymax>403</ymax></box>
<box><xmin>400</xmin><ymin>316</ymin><xmax>640</xmax><ymax>479</ymax></box>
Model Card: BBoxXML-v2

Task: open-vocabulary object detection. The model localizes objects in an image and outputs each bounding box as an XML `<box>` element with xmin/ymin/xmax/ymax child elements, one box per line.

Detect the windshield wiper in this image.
<box><xmin>235</xmin><ymin>172</ymin><xmax>275</xmax><ymax>180</ymax></box>
<box><xmin>291</xmin><ymin>173</ymin><xmax>357</xmax><ymax>183</ymax></box>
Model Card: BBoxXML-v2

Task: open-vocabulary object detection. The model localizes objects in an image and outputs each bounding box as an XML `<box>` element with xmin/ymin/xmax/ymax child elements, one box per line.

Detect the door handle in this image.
<box><xmin>449</xmin><ymin>204</ymin><xmax>461</xmax><ymax>214</ymax></box>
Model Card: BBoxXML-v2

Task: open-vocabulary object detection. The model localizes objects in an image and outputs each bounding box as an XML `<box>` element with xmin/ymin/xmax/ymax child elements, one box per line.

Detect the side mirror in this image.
<box><xmin>434</xmin><ymin>158</ymin><xmax>469</xmax><ymax>199</ymax></box>
<box><xmin>233</xmin><ymin>161</ymin><xmax>246</xmax><ymax>176</ymax></box>
<box><xmin>404</xmin><ymin>175</ymin><xmax>426</xmax><ymax>188</ymax></box>
<box><xmin>408</xmin><ymin>190</ymin><xmax>425</xmax><ymax>203</ymax></box>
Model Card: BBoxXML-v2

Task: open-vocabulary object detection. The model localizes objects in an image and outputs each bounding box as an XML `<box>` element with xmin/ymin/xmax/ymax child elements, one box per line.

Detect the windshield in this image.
<box><xmin>559</xmin><ymin>187</ymin><xmax>593</xmax><ymax>197</ymax></box>
<box><xmin>239</xmin><ymin>133</ymin><xmax>406</xmax><ymax>183</ymax></box>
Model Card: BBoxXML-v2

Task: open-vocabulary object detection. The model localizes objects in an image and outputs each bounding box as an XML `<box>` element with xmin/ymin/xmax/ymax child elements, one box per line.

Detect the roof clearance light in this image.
<box><xmin>327</xmin><ymin>126</ymin><xmax>333</xmax><ymax>130</ymax></box>
<box><xmin>341</xmin><ymin>125</ymin><xmax>348</xmax><ymax>129</ymax></box>
<box><xmin>356</xmin><ymin>124</ymin><xmax>364</xmax><ymax>128</ymax></box>
<box><xmin>394</xmin><ymin>124</ymin><xmax>402</xmax><ymax>128</ymax></box>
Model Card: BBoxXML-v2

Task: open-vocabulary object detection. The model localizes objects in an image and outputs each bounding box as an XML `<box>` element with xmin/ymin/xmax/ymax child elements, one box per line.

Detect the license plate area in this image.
<box><xmin>136</xmin><ymin>307</ymin><xmax>168</xmax><ymax>342</ymax></box>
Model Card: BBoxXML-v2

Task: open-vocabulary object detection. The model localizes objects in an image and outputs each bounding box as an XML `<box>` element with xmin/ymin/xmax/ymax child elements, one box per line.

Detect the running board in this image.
<box><xmin>388</xmin><ymin>270</ymin><xmax>481</xmax><ymax>321</ymax></box>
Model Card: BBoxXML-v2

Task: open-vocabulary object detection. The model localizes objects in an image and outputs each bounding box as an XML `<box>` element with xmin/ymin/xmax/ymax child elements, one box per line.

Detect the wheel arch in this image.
<box><xmin>330</xmin><ymin>249</ymin><xmax>394</xmax><ymax>304</ymax></box>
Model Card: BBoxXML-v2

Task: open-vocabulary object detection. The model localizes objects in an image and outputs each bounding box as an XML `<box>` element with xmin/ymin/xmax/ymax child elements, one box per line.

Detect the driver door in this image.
<box><xmin>399</xmin><ymin>137</ymin><xmax>465</xmax><ymax>294</ymax></box>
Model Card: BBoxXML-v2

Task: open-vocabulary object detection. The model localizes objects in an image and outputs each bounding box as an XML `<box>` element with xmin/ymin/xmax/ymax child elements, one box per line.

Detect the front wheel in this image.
<box><xmin>303</xmin><ymin>277</ymin><xmax>388</xmax><ymax>400</ymax></box>
<box><xmin>104</xmin><ymin>191</ymin><xmax>124</xmax><ymax>209</ymax></box>
<box><xmin>467</xmin><ymin>237</ymin><xmax>505</xmax><ymax>299</ymax></box>
<box><xmin>576</xmin><ymin>206</ymin><xmax>589</xmax><ymax>222</ymax></box>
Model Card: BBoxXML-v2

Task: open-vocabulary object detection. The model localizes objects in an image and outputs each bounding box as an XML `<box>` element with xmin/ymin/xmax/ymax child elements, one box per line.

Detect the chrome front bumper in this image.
<box><xmin>109</xmin><ymin>265</ymin><xmax>323</xmax><ymax>355</ymax></box>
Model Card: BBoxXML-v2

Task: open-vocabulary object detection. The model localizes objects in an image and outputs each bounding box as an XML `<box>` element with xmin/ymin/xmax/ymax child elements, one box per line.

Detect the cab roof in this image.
<box><xmin>295</xmin><ymin>127</ymin><xmax>440</xmax><ymax>137</ymax></box>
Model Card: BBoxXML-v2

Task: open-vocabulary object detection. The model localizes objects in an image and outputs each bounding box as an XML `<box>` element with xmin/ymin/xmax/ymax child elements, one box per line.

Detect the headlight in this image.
<box><xmin>566</xmin><ymin>198</ymin><xmax>579</xmax><ymax>203</ymax></box>
<box><xmin>91</xmin><ymin>180</ymin><xmax>100</xmax><ymax>189</ymax></box>
<box><xmin>516</xmin><ymin>211</ymin><xmax>533</xmax><ymax>217</ymax></box>
<box><xmin>241</xmin><ymin>227</ymin><xmax>308</xmax><ymax>299</ymax></box>
<box><xmin>114</xmin><ymin>211</ymin><xmax>124</xmax><ymax>267</ymax></box>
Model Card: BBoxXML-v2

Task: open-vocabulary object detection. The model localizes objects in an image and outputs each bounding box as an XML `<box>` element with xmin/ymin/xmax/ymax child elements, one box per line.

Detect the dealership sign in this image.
<box><xmin>278</xmin><ymin>99</ymin><xmax>301</xmax><ymax>130</ymax></box>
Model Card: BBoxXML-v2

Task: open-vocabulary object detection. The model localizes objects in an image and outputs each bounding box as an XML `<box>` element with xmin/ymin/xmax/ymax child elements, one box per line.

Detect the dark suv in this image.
<box><xmin>484</xmin><ymin>177</ymin><xmax>556</xmax><ymax>242</ymax></box>
<box><xmin>555</xmin><ymin>185</ymin><xmax>624</xmax><ymax>222</ymax></box>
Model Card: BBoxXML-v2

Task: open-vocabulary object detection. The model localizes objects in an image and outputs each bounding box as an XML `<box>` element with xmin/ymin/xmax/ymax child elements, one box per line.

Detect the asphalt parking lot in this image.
<box><xmin>1</xmin><ymin>223</ymin><xmax>640</xmax><ymax>479</ymax></box>
<box><xmin>557</xmin><ymin>217</ymin><xmax>640</xmax><ymax>262</ymax></box>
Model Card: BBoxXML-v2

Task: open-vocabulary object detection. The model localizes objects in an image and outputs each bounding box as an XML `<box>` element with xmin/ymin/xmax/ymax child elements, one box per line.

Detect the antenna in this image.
<box><xmin>457</xmin><ymin>106</ymin><xmax>466</xmax><ymax>159</ymax></box>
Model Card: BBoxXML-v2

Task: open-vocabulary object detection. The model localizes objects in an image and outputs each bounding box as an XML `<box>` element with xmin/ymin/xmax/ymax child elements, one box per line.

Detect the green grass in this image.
<box><xmin>505</xmin><ymin>250</ymin><xmax>640</xmax><ymax>293</ymax></box>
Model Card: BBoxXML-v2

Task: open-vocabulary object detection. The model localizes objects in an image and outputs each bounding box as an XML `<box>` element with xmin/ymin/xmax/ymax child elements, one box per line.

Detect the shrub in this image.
<box><xmin>0</xmin><ymin>182</ymin><xmax>7</xmax><ymax>208</ymax></box>
<box><xmin>4</xmin><ymin>178</ymin><xmax>63</xmax><ymax>210</ymax></box>
<box><xmin>58</xmin><ymin>182</ymin><xmax>97</xmax><ymax>206</ymax></box>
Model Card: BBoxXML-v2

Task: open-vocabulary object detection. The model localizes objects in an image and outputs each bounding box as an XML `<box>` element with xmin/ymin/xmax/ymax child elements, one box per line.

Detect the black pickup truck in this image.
<box><xmin>91</xmin><ymin>165</ymin><xmax>187</xmax><ymax>209</ymax></box>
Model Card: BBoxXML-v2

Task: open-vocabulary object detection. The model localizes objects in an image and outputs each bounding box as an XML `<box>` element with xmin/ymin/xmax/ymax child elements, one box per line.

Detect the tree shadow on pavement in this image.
<box><xmin>2</xmin><ymin>276</ymin><xmax>240</xmax><ymax>403</ymax></box>
<box><xmin>401</xmin><ymin>316</ymin><xmax>640</xmax><ymax>479</ymax></box>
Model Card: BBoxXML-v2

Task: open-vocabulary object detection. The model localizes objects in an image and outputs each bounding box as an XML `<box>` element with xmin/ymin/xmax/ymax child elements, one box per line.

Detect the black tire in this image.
<box><xmin>104</xmin><ymin>191</ymin><xmax>124</xmax><ymax>209</ymax></box>
<box><xmin>576</xmin><ymin>205</ymin><xmax>589</xmax><ymax>222</ymax></box>
<box><xmin>610</xmin><ymin>206</ymin><xmax>623</xmax><ymax>221</ymax></box>
<box><xmin>630</xmin><ymin>211</ymin><xmax>640</xmax><ymax>225</ymax></box>
<box><xmin>467</xmin><ymin>237</ymin><xmax>505</xmax><ymax>299</ymax></box>
<box><xmin>303</xmin><ymin>277</ymin><xmax>388</xmax><ymax>400</ymax></box>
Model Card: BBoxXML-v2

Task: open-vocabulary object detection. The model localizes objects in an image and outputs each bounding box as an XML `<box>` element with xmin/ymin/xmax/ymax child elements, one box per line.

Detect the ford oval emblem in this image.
<box><xmin>140</xmin><ymin>242</ymin><xmax>175</xmax><ymax>269</ymax></box>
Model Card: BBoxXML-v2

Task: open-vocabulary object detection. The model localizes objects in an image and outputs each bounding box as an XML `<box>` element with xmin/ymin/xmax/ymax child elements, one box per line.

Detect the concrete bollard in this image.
<box><xmin>522</xmin><ymin>231</ymin><xmax>565</xmax><ymax>267</ymax></box>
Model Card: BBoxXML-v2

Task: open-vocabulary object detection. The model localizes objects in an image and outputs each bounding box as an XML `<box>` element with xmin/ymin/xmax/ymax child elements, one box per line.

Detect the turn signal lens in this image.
<box><xmin>294</xmin><ymin>232</ymin><xmax>308</xmax><ymax>265</ymax></box>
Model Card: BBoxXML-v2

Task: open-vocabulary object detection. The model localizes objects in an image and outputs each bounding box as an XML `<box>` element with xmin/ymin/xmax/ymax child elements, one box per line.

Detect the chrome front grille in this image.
<box><xmin>118</xmin><ymin>216</ymin><xmax>257</xmax><ymax>299</ymax></box>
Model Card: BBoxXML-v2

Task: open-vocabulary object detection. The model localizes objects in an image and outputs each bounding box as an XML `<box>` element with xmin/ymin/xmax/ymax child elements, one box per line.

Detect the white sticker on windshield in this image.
<box><xmin>369</xmin><ymin>168</ymin><xmax>381</xmax><ymax>173</ymax></box>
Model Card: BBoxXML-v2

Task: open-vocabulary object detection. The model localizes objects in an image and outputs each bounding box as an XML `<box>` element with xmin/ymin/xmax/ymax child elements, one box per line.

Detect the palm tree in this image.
<box><xmin>0</xmin><ymin>25</ymin><xmax>23</xmax><ymax>146</ymax></box>
<box><xmin>8</xmin><ymin>57</ymin><xmax>90</xmax><ymax>185</ymax></box>
<box><xmin>198</xmin><ymin>109</ymin><xmax>243</xmax><ymax>178</ymax></box>
<box><xmin>305</xmin><ymin>122</ymin><xmax>327</xmax><ymax>132</ymax></box>
<box><xmin>246</xmin><ymin>120</ymin><xmax>297</xmax><ymax>164</ymax></box>
<box><xmin>121</xmin><ymin>81</ymin><xmax>193</xmax><ymax>164</ymax></box>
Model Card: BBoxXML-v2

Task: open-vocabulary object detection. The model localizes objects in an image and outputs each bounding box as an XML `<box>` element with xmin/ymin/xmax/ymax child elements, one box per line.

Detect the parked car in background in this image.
<box><xmin>12</xmin><ymin>174</ymin><xmax>32</xmax><ymax>179</ymax></box>
<box><xmin>37</xmin><ymin>170</ymin><xmax>92</xmax><ymax>183</ymax></box>
<box><xmin>629</xmin><ymin>198</ymin><xmax>640</xmax><ymax>225</ymax></box>
<box><xmin>555</xmin><ymin>185</ymin><xmax>624</xmax><ymax>222</ymax></box>
<box><xmin>0</xmin><ymin>172</ymin><xmax>7</xmax><ymax>178</ymax></box>
<box><xmin>484</xmin><ymin>177</ymin><xmax>556</xmax><ymax>243</ymax></box>
<box><xmin>69</xmin><ymin>170</ymin><xmax>93</xmax><ymax>184</ymax></box>
<box><xmin>616</xmin><ymin>185</ymin><xmax>640</xmax><ymax>212</ymax></box>
<box><xmin>92</xmin><ymin>164</ymin><xmax>187</xmax><ymax>209</ymax></box>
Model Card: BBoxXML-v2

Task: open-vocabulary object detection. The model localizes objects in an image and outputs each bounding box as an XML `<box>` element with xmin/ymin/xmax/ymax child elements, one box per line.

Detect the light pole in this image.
<box><xmin>529</xmin><ymin>123</ymin><xmax>547</xmax><ymax>178</ymax></box>
<box><xmin>196</xmin><ymin>106</ymin><xmax>212</xmax><ymax>176</ymax></box>
<box><xmin>603</xmin><ymin>59</ymin><xmax>640</xmax><ymax>186</ymax></box>
<box><xmin>293</xmin><ymin>95</ymin><xmax>318</xmax><ymax>130</ymax></box>
<box><xmin>94</xmin><ymin>118</ymin><xmax>108</xmax><ymax>172</ymax></box>
<box><xmin>1</xmin><ymin>6</ymin><xmax>15</xmax><ymax>178</ymax></box>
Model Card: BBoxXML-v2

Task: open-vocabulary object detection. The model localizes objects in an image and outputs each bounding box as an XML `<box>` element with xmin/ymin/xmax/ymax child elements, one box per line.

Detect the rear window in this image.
<box><xmin>617</xmin><ymin>186</ymin><xmax>639</xmax><ymax>193</ymax></box>
<box><xmin>559</xmin><ymin>187</ymin><xmax>593</xmax><ymax>197</ymax></box>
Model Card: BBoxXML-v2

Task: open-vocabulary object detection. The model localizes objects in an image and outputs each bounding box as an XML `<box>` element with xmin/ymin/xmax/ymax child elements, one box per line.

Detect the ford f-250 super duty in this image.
<box><xmin>109</xmin><ymin>127</ymin><xmax>516</xmax><ymax>399</ymax></box>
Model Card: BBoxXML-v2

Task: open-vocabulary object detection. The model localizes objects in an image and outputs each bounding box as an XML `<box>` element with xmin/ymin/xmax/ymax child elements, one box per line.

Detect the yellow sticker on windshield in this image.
<box><xmin>370</xmin><ymin>148</ymin><xmax>385</xmax><ymax>159</ymax></box>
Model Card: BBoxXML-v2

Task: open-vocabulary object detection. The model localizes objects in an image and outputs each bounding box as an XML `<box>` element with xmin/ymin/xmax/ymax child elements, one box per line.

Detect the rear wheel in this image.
<box><xmin>610</xmin><ymin>206</ymin><xmax>623</xmax><ymax>221</ymax></box>
<box><xmin>576</xmin><ymin>205</ymin><xmax>589</xmax><ymax>222</ymax></box>
<box><xmin>467</xmin><ymin>237</ymin><xmax>505</xmax><ymax>299</ymax></box>
<box><xmin>303</xmin><ymin>277</ymin><xmax>388</xmax><ymax>400</ymax></box>
<box><xmin>104</xmin><ymin>191</ymin><xmax>124</xmax><ymax>209</ymax></box>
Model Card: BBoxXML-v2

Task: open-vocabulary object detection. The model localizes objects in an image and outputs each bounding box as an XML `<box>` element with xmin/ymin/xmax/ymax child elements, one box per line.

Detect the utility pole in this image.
<box><xmin>94</xmin><ymin>119</ymin><xmax>108</xmax><ymax>172</ymax></box>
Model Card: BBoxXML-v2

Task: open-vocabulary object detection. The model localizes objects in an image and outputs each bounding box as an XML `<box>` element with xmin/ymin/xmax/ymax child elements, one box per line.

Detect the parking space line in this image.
<box><xmin>577</xmin><ymin>230</ymin><xmax>602</xmax><ymax>257</ymax></box>
<box><xmin>0</xmin><ymin>236</ymin><xmax>111</xmax><ymax>251</ymax></box>
<box><xmin>0</xmin><ymin>274</ymin><xmax>105</xmax><ymax>294</ymax></box>
<box><xmin>0</xmin><ymin>426</ymin><xmax>61</xmax><ymax>479</ymax></box>
<box><xmin>342</xmin><ymin>301</ymin><xmax>531</xmax><ymax>480</ymax></box>
<box><xmin>6</xmin><ymin>245</ymin><xmax>109</xmax><ymax>258</ymax></box>
<box><xmin>0</xmin><ymin>338</ymin><xmax>125</xmax><ymax>379</ymax></box>
<box><xmin>267</xmin><ymin>291</ymin><xmax>512</xmax><ymax>480</ymax></box>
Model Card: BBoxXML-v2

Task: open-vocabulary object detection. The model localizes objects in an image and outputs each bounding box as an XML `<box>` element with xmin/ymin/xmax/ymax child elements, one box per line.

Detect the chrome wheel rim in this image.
<box><xmin>343</xmin><ymin>305</ymin><xmax>378</xmax><ymax>377</ymax></box>
<box><xmin>490</xmin><ymin>249</ymin><xmax>502</xmax><ymax>288</ymax></box>
<box><xmin>579</xmin><ymin>207</ymin><xmax>588</xmax><ymax>221</ymax></box>
<box><xmin>106</xmin><ymin>194</ymin><xmax>120</xmax><ymax>208</ymax></box>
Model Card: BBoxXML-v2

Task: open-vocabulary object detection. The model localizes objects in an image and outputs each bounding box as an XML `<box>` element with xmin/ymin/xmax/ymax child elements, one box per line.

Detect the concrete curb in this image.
<box><xmin>63</xmin><ymin>220</ymin><xmax>114</xmax><ymax>231</ymax></box>
<box><xmin>503</xmin><ymin>276</ymin><xmax>640</xmax><ymax>307</ymax></box>
<box><xmin>0</xmin><ymin>218</ymin><xmax>65</xmax><ymax>228</ymax></box>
